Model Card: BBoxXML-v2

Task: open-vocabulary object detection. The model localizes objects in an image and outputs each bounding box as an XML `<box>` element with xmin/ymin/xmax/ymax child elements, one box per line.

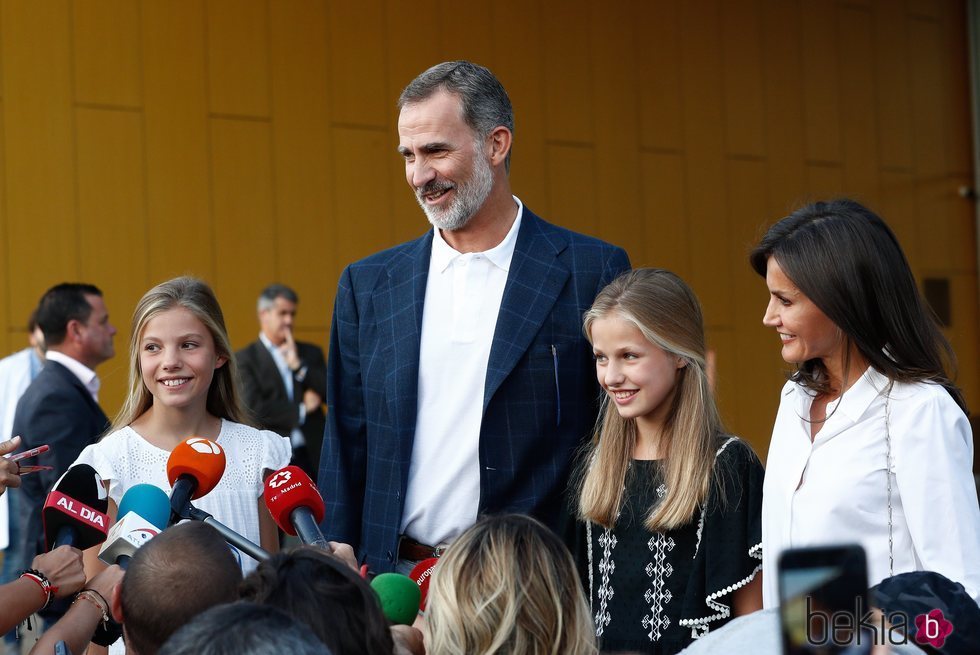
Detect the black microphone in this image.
<box><xmin>42</xmin><ymin>464</ymin><xmax>110</xmax><ymax>551</ymax></box>
<box><xmin>184</xmin><ymin>502</ymin><xmax>270</xmax><ymax>563</ymax></box>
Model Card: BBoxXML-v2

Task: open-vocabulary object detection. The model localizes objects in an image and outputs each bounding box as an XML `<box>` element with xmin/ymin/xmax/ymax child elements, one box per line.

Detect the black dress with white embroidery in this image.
<box><xmin>583</xmin><ymin>436</ymin><xmax>764</xmax><ymax>655</ymax></box>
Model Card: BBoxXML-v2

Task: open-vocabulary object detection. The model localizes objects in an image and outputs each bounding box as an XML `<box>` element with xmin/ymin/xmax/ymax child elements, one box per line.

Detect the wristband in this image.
<box><xmin>20</xmin><ymin>569</ymin><xmax>58</xmax><ymax>609</ymax></box>
<box><xmin>73</xmin><ymin>589</ymin><xmax>110</xmax><ymax>630</ymax></box>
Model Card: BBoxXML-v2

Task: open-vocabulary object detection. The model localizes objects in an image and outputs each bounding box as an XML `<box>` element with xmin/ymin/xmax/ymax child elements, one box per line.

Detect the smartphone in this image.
<box><xmin>778</xmin><ymin>544</ymin><xmax>870</xmax><ymax>655</ymax></box>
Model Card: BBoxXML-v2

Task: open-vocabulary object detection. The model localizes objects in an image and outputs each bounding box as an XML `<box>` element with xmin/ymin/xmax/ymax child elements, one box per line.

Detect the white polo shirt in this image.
<box><xmin>399</xmin><ymin>198</ymin><xmax>524</xmax><ymax>546</ymax></box>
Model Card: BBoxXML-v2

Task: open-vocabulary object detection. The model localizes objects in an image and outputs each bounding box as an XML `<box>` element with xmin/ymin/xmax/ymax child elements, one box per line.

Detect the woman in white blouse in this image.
<box><xmin>750</xmin><ymin>199</ymin><xmax>980</xmax><ymax>608</ymax></box>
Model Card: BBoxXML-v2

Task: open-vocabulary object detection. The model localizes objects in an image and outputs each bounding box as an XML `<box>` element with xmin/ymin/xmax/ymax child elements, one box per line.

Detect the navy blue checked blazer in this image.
<box><xmin>318</xmin><ymin>207</ymin><xmax>630</xmax><ymax>572</ymax></box>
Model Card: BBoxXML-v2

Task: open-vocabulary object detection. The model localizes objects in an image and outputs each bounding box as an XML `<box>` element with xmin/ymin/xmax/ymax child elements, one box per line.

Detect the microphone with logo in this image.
<box><xmin>98</xmin><ymin>484</ymin><xmax>170</xmax><ymax>568</ymax></box>
<box><xmin>42</xmin><ymin>464</ymin><xmax>110</xmax><ymax>551</ymax></box>
<box><xmin>166</xmin><ymin>437</ymin><xmax>269</xmax><ymax>562</ymax></box>
<box><xmin>408</xmin><ymin>557</ymin><xmax>439</xmax><ymax>613</ymax></box>
<box><xmin>166</xmin><ymin>437</ymin><xmax>226</xmax><ymax>525</ymax></box>
<box><xmin>263</xmin><ymin>465</ymin><xmax>328</xmax><ymax>548</ymax></box>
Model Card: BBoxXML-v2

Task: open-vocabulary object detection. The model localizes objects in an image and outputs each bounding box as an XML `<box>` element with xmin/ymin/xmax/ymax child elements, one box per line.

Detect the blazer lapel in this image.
<box><xmin>484</xmin><ymin>211</ymin><xmax>568</xmax><ymax>412</ymax></box>
<box><xmin>376</xmin><ymin>232</ymin><xmax>432</xmax><ymax>460</ymax></box>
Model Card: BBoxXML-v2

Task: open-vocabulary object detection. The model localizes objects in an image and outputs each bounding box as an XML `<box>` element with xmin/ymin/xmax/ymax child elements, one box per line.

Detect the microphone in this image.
<box><xmin>42</xmin><ymin>464</ymin><xmax>110</xmax><ymax>551</ymax></box>
<box><xmin>408</xmin><ymin>557</ymin><xmax>439</xmax><ymax>612</ymax></box>
<box><xmin>166</xmin><ymin>437</ymin><xmax>225</xmax><ymax>525</ymax></box>
<box><xmin>263</xmin><ymin>466</ymin><xmax>328</xmax><ymax>548</ymax></box>
<box><xmin>370</xmin><ymin>573</ymin><xmax>421</xmax><ymax>625</ymax></box>
<box><xmin>184</xmin><ymin>502</ymin><xmax>270</xmax><ymax>563</ymax></box>
<box><xmin>98</xmin><ymin>484</ymin><xmax>170</xmax><ymax>568</ymax></box>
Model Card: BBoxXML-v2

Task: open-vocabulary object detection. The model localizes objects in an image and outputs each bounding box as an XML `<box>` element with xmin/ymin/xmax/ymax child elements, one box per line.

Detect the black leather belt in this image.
<box><xmin>397</xmin><ymin>536</ymin><xmax>447</xmax><ymax>561</ymax></box>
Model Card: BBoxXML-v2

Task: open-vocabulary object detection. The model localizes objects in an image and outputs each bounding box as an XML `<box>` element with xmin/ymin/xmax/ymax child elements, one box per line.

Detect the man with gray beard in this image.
<box><xmin>318</xmin><ymin>61</ymin><xmax>630</xmax><ymax>574</ymax></box>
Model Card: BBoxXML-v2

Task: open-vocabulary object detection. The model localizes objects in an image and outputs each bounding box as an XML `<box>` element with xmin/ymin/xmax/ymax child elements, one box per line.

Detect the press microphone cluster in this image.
<box><xmin>166</xmin><ymin>437</ymin><xmax>269</xmax><ymax>562</ymax></box>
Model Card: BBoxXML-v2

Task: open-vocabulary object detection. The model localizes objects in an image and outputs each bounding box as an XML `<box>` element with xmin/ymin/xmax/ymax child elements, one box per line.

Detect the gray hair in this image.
<box><xmin>257</xmin><ymin>283</ymin><xmax>299</xmax><ymax>312</ymax></box>
<box><xmin>398</xmin><ymin>60</ymin><xmax>514</xmax><ymax>171</ymax></box>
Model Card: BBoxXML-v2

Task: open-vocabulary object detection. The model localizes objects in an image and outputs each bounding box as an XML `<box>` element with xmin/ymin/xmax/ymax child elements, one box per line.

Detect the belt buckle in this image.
<box><xmin>433</xmin><ymin>544</ymin><xmax>448</xmax><ymax>558</ymax></box>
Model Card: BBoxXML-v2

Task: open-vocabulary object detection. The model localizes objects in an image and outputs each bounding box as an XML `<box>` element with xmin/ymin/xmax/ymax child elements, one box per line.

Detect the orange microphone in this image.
<box><xmin>166</xmin><ymin>437</ymin><xmax>226</xmax><ymax>525</ymax></box>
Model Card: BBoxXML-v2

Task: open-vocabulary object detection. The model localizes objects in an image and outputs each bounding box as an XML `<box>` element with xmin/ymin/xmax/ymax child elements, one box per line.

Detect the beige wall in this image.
<box><xmin>0</xmin><ymin>0</ymin><xmax>975</xmax><ymax>457</ymax></box>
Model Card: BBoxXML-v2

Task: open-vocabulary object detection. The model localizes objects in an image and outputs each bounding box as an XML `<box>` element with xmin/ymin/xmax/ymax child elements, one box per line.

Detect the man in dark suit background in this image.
<box><xmin>237</xmin><ymin>284</ymin><xmax>326</xmax><ymax>478</ymax></box>
<box><xmin>13</xmin><ymin>283</ymin><xmax>115</xmax><ymax>565</ymax></box>
<box><xmin>319</xmin><ymin>61</ymin><xmax>630</xmax><ymax>573</ymax></box>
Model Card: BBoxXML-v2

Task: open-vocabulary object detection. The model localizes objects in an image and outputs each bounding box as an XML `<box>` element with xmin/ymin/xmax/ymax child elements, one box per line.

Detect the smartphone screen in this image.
<box><xmin>778</xmin><ymin>545</ymin><xmax>871</xmax><ymax>655</ymax></box>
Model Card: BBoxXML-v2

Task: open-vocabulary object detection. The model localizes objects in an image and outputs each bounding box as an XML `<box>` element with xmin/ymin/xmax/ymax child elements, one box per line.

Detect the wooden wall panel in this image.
<box><xmin>1</xmin><ymin>0</ymin><xmax>77</xmax><ymax>319</ymax></box>
<box><xmin>542</xmin><ymin>0</ymin><xmax>593</xmax><ymax>143</ymax></box>
<box><xmin>721</xmin><ymin>0</ymin><xmax>765</xmax><ymax>158</ymax></box>
<box><xmin>807</xmin><ymin>163</ymin><xmax>844</xmax><ymax>197</ymax></box>
<box><xmin>328</xmin><ymin>0</ymin><xmax>387</xmax><ymax>128</ymax></box>
<box><xmin>206</xmin><ymin>0</ymin><xmax>269</xmax><ymax>118</ymax></box>
<box><xmin>873</xmin><ymin>0</ymin><xmax>914</xmax><ymax>171</ymax></box>
<box><xmin>801</xmin><ymin>0</ymin><xmax>841</xmax><ymax>165</ymax></box>
<box><xmin>492</xmin><ymin>0</ymin><xmax>547</xmax><ymax>211</ymax></box>
<box><xmin>680</xmin><ymin>0</ymin><xmax>731</xmax><ymax>327</ymax></box>
<box><xmin>75</xmin><ymin>108</ymin><xmax>146</xmax><ymax>402</ymax></box>
<box><xmin>639</xmin><ymin>152</ymin><xmax>688</xmax><ymax>275</ymax></box>
<box><xmin>636</xmin><ymin>0</ymin><xmax>683</xmax><ymax>152</ymax></box>
<box><xmin>590</xmin><ymin>1</ymin><xmax>643</xmax><ymax>261</ymax></box>
<box><xmin>909</xmin><ymin>17</ymin><xmax>953</xmax><ymax>273</ymax></box>
<box><xmin>72</xmin><ymin>0</ymin><xmax>141</xmax><ymax>108</ymax></box>
<box><xmin>439</xmin><ymin>1</ymin><xmax>493</xmax><ymax>63</ymax></box>
<box><xmin>838</xmin><ymin>6</ymin><xmax>880</xmax><ymax>206</ymax></box>
<box><xmin>879</xmin><ymin>171</ymin><xmax>919</xmax><ymax>267</ymax></box>
<box><xmin>142</xmin><ymin>0</ymin><xmax>212</xmax><ymax>283</ymax></box>
<box><xmin>728</xmin><ymin>158</ymin><xmax>784</xmax><ymax>450</ymax></box>
<box><xmin>210</xmin><ymin>119</ymin><xmax>276</xmax><ymax>348</ymax></box>
<box><xmin>331</xmin><ymin>127</ymin><xmax>392</xmax><ymax>273</ymax></box>
<box><xmin>269</xmin><ymin>0</ymin><xmax>333</xmax><ymax>329</ymax></box>
<box><xmin>761</xmin><ymin>0</ymin><xmax>807</xmax><ymax>216</ymax></box>
<box><xmin>940</xmin><ymin>0</ymin><xmax>972</xmax><ymax>176</ymax></box>
<box><xmin>546</xmin><ymin>144</ymin><xmax>598</xmax><ymax>238</ymax></box>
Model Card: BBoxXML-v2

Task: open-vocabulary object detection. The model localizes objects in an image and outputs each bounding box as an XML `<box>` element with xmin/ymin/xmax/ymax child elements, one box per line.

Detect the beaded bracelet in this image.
<box><xmin>73</xmin><ymin>589</ymin><xmax>110</xmax><ymax>630</ymax></box>
<box><xmin>20</xmin><ymin>569</ymin><xmax>58</xmax><ymax>609</ymax></box>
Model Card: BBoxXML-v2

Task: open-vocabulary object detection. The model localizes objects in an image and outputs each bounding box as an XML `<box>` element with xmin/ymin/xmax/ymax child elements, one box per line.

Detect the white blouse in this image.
<box><xmin>73</xmin><ymin>419</ymin><xmax>291</xmax><ymax>575</ymax></box>
<box><xmin>761</xmin><ymin>368</ymin><xmax>980</xmax><ymax>607</ymax></box>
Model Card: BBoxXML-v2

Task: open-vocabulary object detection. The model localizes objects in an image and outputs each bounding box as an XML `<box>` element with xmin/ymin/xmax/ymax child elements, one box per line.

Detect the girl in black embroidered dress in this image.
<box><xmin>576</xmin><ymin>269</ymin><xmax>764</xmax><ymax>654</ymax></box>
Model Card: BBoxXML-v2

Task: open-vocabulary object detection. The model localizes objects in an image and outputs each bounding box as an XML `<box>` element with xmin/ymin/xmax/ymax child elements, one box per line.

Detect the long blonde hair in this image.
<box><xmin>426</xmin><ymin>514</ymin><xmax>597</xmax><ymax>655</ymax></box>
<box><xmin>578</xmin><ymin>268</ymin><xmax>724</xmax><ymax>531</ymax></box>
<box><xmin>112</xmin><ymin>277</ymin><xmax>249</xmax><ymax>430</ymax></box>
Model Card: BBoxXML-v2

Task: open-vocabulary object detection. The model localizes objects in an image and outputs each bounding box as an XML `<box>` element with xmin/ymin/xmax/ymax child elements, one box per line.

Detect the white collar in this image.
<box><xmin>45</xmin><ymin>350</ymin><xmax>100</xmax><ymax>397</ymax></box>
<box><xmin>430</xmin><ymin>196</ymin><xmax>524</xmax><ymax>273</ymax></box>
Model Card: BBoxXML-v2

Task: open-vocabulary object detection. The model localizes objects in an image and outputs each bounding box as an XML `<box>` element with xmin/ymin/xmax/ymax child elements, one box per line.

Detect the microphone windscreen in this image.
<box><xmin>370</xmin><ymin>573</ymin><xmax>421</xmax><ymax>625</ymax></box>
<box><xmin>42</xmin><ymin>463</ymin><xmax>109</xmax><ymax>551</ymax></box>
<box><xmin>408</xmin><ymin>557</ymin><xmax>439</xmax><ymax>611</ymax></box>
<box><xmin>166</xmin><ymin>437</ymin><xmax>226</xmax><ymax>499</ymax></box>
<box><xmin>263</xmin><ymin>466</ymin><xmax>325</xmax><ymax>536</ymax></box>
<box><xmin>117</xmin><ymin>484</ymin><xmax>171</xmax><ymax>530</ymax></box>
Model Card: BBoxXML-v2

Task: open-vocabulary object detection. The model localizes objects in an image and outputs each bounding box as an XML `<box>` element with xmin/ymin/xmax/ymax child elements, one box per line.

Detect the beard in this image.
<box><xmin>414</xmin><ymin>149</ymin><xmax>494</xmax><ymax>232</ymax></box>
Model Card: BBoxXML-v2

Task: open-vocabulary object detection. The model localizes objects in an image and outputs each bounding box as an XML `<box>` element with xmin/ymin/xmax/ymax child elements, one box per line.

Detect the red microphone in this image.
<box><xmin>263</xmin><ymin>466</ymin><xmax>327</xmax><ymax>547</ymax></box>
<box><xmin>166</xmin><ymin>437</ymin><xmax>225</xmax><ymax>525</ymax></box>
<box><xmin>409</xmin><ymin>557</ymin><xmax>439</xmax><ymax>612</ymax></box>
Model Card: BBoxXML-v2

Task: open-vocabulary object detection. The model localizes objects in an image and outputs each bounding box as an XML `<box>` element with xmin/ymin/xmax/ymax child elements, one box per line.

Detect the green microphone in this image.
<box><xmin>370</xmin><ymin>573</ymin><xmax>422</xmax><ymax>625</ymax></box>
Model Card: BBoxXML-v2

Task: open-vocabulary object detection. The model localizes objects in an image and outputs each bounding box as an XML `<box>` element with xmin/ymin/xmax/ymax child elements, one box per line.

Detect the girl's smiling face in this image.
<box><xmin>139</xmin><ymin>306</ymin><xmax>226</xmax><ymax>410</ymax></box>
<box><xmin>591</xmin><ymin>314</ymin><xmax>685</xmax><ymax>432</ymax></box>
